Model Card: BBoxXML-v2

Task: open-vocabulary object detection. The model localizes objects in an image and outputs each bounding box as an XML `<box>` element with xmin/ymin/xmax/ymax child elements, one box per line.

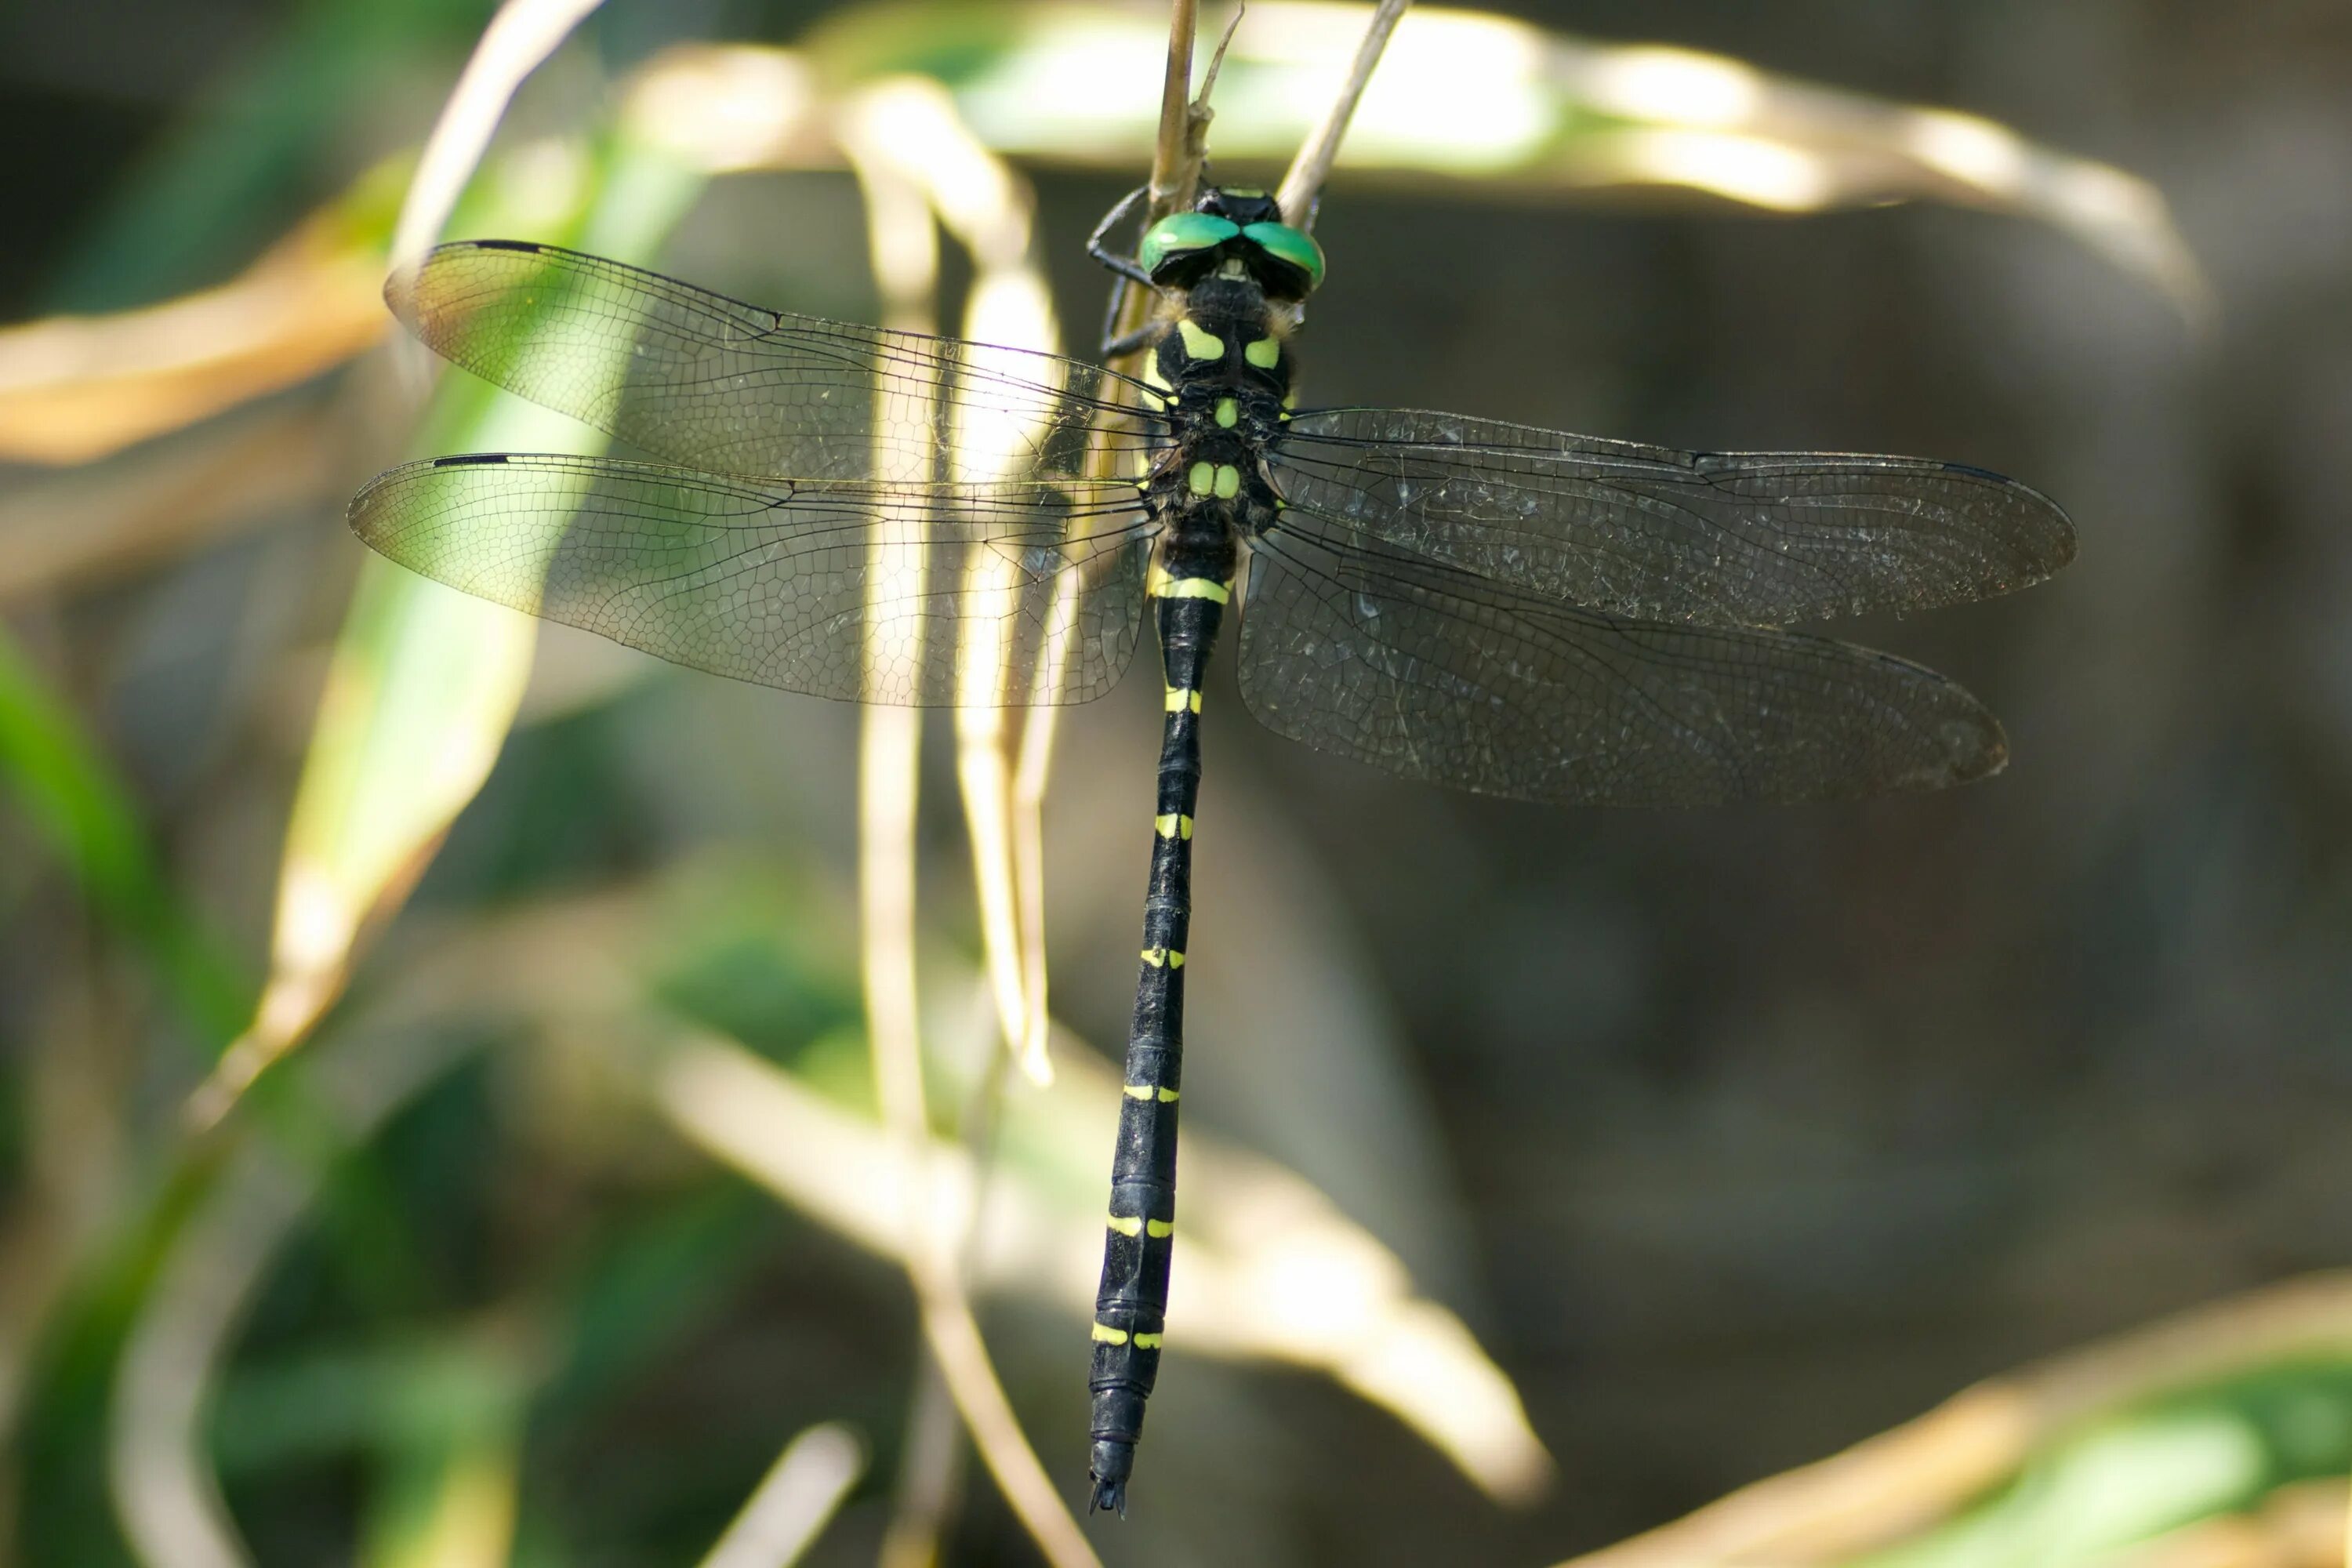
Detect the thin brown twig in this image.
<box><xmin>1101</xmin><ymin>0</ymin><xmax>1226</xmax><ymax>367</ymax></box>
<box><xmin>880</xmin><ymin>990</ymin><xmax>1020</xmax><ymax>1568</ymax></box>
<box><xmin>1276</xmin><ymin>0</ymin><xmax>1412</xmax><ymax>227</ymax></box>
<box><xmin>1147</xmin><ymin>0</ymin><xmax>1202</xmax><ymax>214</ymax></box>
<box><xmin>880</xmin><ymin>1359</ymin><xmax>963</xmax><ymax>1568</ymax></box>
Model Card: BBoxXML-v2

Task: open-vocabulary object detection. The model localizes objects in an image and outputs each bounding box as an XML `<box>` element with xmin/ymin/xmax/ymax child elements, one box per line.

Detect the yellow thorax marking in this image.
<box><xmin>1106</xmin><ymin>1214</ymin><xmax>1143</xmax><ymax>1236</ymax></box>
<box><xmin>1091</xmin><ymin>1322</ymin><xmax>1130</xmax><ymax>1345</ymax></box>
<box><xmin>1153</xmin><ymin>813</ymin><xmax>1194</xmax><ymax>840</ymax></box>
<box><xmin>1164</xmin><ymin>686</ymin><xmax>1203</xmax><ymax>713</ymax></box>
<box><xmin>1187</xmin><ymin>460</ymin><xmax>1215</xmax><ymax>495</ymax></box>
<box><xmin>1214</xmin><ymin>397</ymin><xmax>1239</xmax><ymax>428</ymax></box>
<box><xmin>1142</xmin><ymin>357</ymin><xmax>1172</xmax><ymax>393</ymax></box>
<box><xmin>1244</xmin><ymin>336</ymin><xmax>1281</xmax><ymax>369</ymax></box>
<box><xmin>1133</xmin><ymin>1331</ymin><xmax>1163</xmax><ymax>1349</ymax></box>
<box><xmin>1213</xmin><ymin>463</ymin><xmax>1241</xmax><ymax>499</ymax></box>
<box><xmin>1145</xmin><ymin>568</ymin><xmax>1232</xmax><ymax>603</ymax></box>
<box><xmin>1177</xmin><ymin>319</ymin><xmax>1225</xmax><ymax>361</ymax></box>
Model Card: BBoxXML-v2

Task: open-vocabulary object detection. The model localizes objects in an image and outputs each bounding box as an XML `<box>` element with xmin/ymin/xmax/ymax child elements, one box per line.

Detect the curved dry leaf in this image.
<box><xmin>188</xmin><ymin>182</ymin><xmax>710</xmax><ymax>1130</ymax></box>
<box><xmin>1559</xmin><ymin>1272</ymin><xmax>2352</xmax><ymax>1568</ymax></box>
<box><xmin>649</xmin><ymin>1020</ymin><xmax>1554</xmax><ymax>1504</ymax></box>
<box><xmin>188</xmin><ymin>562</ymin><xmax>543</xmax><ymax>1131</ymax></box>
<box><xmin>769</xmin><ymin>0</ymin><xmax>2205</xmax><ymax>318</ymax></box>
<box><xmin>0</xmin><ymin>212</ymin><xmax>387</xmax><ymax>466</ymax></box>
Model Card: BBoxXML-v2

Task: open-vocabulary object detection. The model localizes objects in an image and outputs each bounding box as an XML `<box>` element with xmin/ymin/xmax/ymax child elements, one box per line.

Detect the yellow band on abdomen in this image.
<box><xmin>1146</xmin><ymin>567</ymin><xmax>1232</xmax><ymax>603</ymax></box>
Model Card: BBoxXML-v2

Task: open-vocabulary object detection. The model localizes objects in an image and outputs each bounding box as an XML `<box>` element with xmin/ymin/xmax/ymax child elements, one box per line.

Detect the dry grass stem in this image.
<box><xmin>844</xmin><ymin>90</ymin><xmax>1102</xmax><ymax>1568</ymax></box>
<box><xmin>387</xmin><ymin>0</ymin><xmax>608</xmax><ymax>270</ymax></box>
<box><xmin>695</xmin><ymin>1424</ymin><xmax>866</xmax><ymax>1568</ymax></box>
<box><xmin>1276</xmin><ymin>0</ymin><xmax>1412</xmax><ymax>226</ymax></box>
<box><xmin>1149</xmin><ymin>0</ymin><xmax>1203</xmax><ymax>212</ymax></box>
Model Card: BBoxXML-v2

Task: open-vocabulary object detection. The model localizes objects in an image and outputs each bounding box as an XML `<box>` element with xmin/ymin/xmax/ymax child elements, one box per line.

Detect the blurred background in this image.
<box><xmin>5</xmin><ymin>2</ymin><xmax>2351</xmax><ymax>1565</ymax></box>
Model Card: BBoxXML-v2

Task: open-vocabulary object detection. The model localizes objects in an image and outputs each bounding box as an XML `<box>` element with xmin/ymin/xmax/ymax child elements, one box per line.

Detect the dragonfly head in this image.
<box><xmin>1137</xmin><ymin>187</ymin><xmax>1326</xmax><ymax>302</ymax></box>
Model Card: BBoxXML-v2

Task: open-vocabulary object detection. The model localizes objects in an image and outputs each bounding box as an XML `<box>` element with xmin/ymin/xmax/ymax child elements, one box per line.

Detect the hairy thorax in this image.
<box><xmin>1141</xmin><ymin>273</ymin><xmax>1295</xmax><ymax>567</ymax></box>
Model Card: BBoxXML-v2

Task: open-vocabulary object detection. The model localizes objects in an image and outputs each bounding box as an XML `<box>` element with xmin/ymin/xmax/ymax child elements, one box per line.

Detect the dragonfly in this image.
<box><xmin>349</xmin><ymin>185</ymin><xmax>2074</xmax><ymax>1515</ymax></box>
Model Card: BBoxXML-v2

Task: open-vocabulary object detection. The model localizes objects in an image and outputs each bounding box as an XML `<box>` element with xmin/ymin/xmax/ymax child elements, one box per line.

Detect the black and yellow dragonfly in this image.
<box><xmin>349</xmin><ymin>186</ymin><xmax>2073</xmax><ymax>1514</ymax></box>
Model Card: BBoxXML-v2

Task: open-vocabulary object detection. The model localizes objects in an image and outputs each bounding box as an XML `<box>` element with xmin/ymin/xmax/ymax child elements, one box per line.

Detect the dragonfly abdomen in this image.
<box><xmin>1091</xmin><ymin>270</ymin><xmax>1290</xmax><ymax>1513</ymax></box>
<box><xmin>1090</xmin><ymin>578</ymin><xmax>1227</xmax><ymax>1515</ymax></box>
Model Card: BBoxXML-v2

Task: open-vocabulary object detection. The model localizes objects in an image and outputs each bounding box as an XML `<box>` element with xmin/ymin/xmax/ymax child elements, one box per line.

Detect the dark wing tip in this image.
<box><xmin>1890</xmin><ymin>680</ymin><xmax>2009</xmax><ymax>794</ymax></box>
<box><xmin>1944</xmin><ymin>460</ymin><xmax>2079</xmax><ymax>590</ymax></box>
<box><xmin>1936</xmin><ymin>707</ymin><xmax>2011</xmax><ymax>787</ymax></box>
<box><xmin>1825</xmin><ymin>648</ymin><xmax>2011</xmax><ymax>798</ymax></box>
<box><xmin>2005</xmin><ymin>478</ymin><xmax>2079</xmax><ymax>586</ymax></box>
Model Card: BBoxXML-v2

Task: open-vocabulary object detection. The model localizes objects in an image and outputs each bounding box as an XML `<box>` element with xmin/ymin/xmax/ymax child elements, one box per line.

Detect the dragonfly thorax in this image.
<box><xmin>1143</xmin><ymin>274</ymin><xmax>1292</xmax><ymax>557</ymax></box>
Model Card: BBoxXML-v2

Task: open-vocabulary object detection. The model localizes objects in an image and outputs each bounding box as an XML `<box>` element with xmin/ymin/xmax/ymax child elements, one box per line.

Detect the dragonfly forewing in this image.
<box><xmin>1272</xmin><ymin>408</ymin><xmax>2074</xmax><ymax>628</ymax></box>
<box><xmin>389</xmin><ymin>241</ymin><xmax>1156</xmax><ymax>484</ymax></box>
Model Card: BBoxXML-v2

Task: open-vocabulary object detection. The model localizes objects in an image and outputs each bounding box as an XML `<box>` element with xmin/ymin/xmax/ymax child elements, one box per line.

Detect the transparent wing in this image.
<box><xmin>1273</xmin><ymin>408</ymin><xmax>2074</xmax><ymax>627</ymax></box>
<box><xmin>388</xmin><ymin>241</ymin><xmax>1156</xmax><ymax>481</ymax></box>
<box><xmin>1236</xmin><ymin>514</ymin><xmax>2009</xmax><ymax>807</ymax></box>
<box><xmin>350</xmin><ymin>453</ymin><xmax>1154</xmax><ymax>706</ymax></box>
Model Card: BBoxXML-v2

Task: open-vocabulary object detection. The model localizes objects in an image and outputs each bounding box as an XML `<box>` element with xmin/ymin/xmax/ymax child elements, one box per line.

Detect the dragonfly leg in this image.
<box><xmin>1087</xmin><ymin>183</ymin><xmax>1155</xmax><ymax>286</ymax></box>
<box><xmin>1090</xmin><ymin>184</ymin><xmax>1160</xmax><ymax>356</ymax></box>
<box><xmin>1101</xmin><ymin>321</ymin><xmax>1160</xmax><ymax>358</ymax></box>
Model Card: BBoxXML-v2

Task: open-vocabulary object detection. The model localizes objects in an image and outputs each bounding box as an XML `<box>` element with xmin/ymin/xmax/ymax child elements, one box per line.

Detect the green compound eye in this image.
<box><xmin>1138</xmin><ymin>212</ymin><xmax>1240</xmax><ymax>278</ymax></box>
<box><xmin>1242</xmin><ymin>221</ymin><xmax>1326</xmax><ymax>293</ymax></box>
